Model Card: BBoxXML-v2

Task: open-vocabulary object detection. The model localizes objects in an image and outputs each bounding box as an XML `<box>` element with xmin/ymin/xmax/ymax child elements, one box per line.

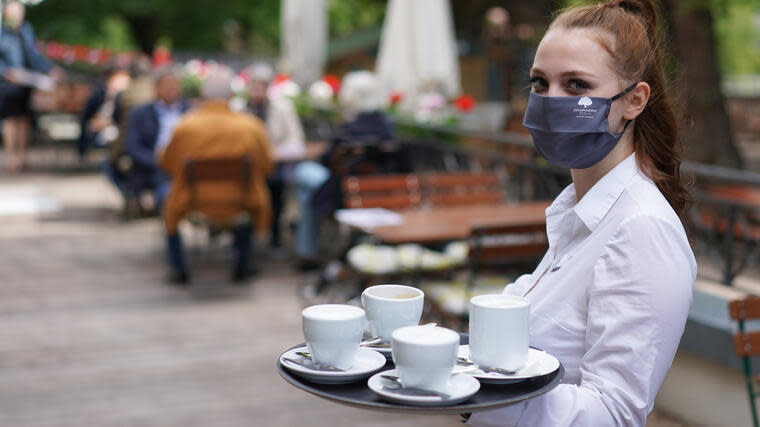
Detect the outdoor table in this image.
<box><xmin>274</xmin><ymin>141</ymin><xmax>328</xmax><ymax>163</ymax></box>
<box><xmin>352</xmin><ymin>201</ymin><xmax>551</xmax><ymax>245</ymax></box>
<box><xmin>277</xmin><ymin>335</ymin><xmax>564</xmax><ymax>415</ymax></box>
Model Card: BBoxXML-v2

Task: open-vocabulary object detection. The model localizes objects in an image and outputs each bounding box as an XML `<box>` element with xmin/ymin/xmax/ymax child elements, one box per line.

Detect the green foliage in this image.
<box><xmin>327</xmin><ymin>0</ymin><xmax>386</xmax><ymax>38</ymax></box>
<box><xmin>24</xmin><ymin>0</ymin><xmax>386</xmax><ymax>55</ymax></box>
<box><xmin>714</xmin><ymin>2</ymin><xmax>760</xmax><ymax>75</ymax></box>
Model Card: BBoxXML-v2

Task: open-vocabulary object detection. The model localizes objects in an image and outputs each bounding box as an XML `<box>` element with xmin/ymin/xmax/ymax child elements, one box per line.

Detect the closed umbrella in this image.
<box><xmin>376</xmin><ymin>0</ymin><xmax>461</xmax><ymax>107</ymax></box>
<box><xmin>280</xmin><ymin>0</ymin><xmax>327</xmax><ymax>86</ymax></box>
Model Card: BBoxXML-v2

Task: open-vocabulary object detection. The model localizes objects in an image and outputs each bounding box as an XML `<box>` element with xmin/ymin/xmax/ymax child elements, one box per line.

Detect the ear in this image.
<box><xmin>622</xmin><ymin>82</ymin><xmax>650</xmax><ymax>120</ymax></box>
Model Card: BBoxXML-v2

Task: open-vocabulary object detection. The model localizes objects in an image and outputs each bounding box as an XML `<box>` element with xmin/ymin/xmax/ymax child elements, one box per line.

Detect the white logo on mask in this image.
<box><xmin>578</xmin><ymin>97</ymin><xmax>593</xmax><ymax>108</ymax></box>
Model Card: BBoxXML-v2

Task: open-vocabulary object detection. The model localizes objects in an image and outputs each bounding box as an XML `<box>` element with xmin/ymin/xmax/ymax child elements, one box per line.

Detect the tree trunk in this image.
<box><xmin>124</xmin><ymin>15</ymin><xmax>160</xmax><ymax>55</ymax></box>
<box><xmin>662</xmin><ymin>0</ymin><xmax>743</xmax><ymax>167</ymax></box>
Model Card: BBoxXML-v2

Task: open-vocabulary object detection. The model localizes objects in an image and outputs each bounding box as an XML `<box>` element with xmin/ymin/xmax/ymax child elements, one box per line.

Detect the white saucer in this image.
<box><xmin>279</xmin><ymin>346</ymin><xmax>386</xmax><ymax>384</ymax></box>
<box><xmin>361</xmin><ymin>342</ymin><xmax>392</xmax><ymax>359</ymax></box>
<box><xmin>368</xmin><ymin>369</ymin><xmax>480</xmax><ymax>406</ymax></box>
<box><xmin>458</xmin><ymin>345</ymin><xmax>560</xmax><ymax>384</ymax></box>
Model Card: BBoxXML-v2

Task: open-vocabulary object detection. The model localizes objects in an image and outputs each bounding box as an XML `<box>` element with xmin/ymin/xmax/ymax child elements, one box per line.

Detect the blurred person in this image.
<box><xmin>483</xmin><ymin>7</ymin><xmax>515</xmax><ymax>102</ymax></box>
<box><xmin>160</xmin><ymin>68</ymin><xmax>273</xmax><ymax>284</ymax></box>
<box><xmin>293</xmin><ymin>70</ymin><xmax>393</xmax><ymax>269</ymax></box>
<box><xmin>466</xmin><ymin>0</ymin><xmax>695</xmax><ymax>425</ymax></box>
<box><xmin>336</xmin><ymin>70</ymin><xmax>392</xmax><ymax>141</ymax></box>
<box><xmin>125</xmin><ymin>69</ymin><xmax>190</xmax><ymax>213</ymax></box>
<box><xmin>0</xmin><ymin>0</ymin><xmax>59</xmax><ymax>173</ymax></box>
<box><xmin>78</xmin><ymin>67</ymin><xmax>130</xmax><ymax>160</ymax></box>
<box><xmin>246</xmin><ymin>63</ymin><xmax>305</xmax><ymax>250</ymax></box>
<box><xmin>102</xmin><ymin>58</ymin><xmax>156</xmax><ymax>212</ymax></box>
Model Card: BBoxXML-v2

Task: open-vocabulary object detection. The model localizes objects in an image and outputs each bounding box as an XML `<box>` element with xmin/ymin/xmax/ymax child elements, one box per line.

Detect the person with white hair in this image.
<box><xmin>293</xmin><ymin>71</ymin><xmax>395</xmax><ymax>269</ymax></box>
<box><xmin>246</xmin><ymin>63</ymin><xmax>305</xmax><ymax>250</ymax></box>
<box><xmin>337</xmin><ymin>71</ymin><xmax>392</xmax><ymax>140</ymax></box>
<box><xmin>159</xmin><ymin>68</ymin><xmax>273</xmax><ymax>285</ymax></box>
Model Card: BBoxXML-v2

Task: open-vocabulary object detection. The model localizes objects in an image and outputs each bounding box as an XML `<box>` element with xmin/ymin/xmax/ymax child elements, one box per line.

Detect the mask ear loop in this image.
<box><xmin>610</xmin><ymin>82</ymin><xmax>638</xmax><ymax>135</ymax></box>
<box><xmin>610</xmin><ymin>82</ymin><xmax>639</xmax><ymax>102</ymax></box>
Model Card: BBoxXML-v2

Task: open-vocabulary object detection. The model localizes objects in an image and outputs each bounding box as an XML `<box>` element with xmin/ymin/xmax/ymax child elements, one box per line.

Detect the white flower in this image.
<box><xmin>268</xmin><ymin>80</ymin><xmax>301</xmax><ymax>100</ymax></box>
<box><xmin>184</xmin><ymin>59</ymin><xmax>204</xmax><ymax>77</ymax></box>
<box><xmin>308</xmin><ymin>80</ymin><xmax>334</xmax><ymax>107</ymax></box>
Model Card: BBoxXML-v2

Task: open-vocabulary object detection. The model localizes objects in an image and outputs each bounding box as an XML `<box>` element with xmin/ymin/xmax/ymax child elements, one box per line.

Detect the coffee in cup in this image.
<box><xmin>391</xmin><ymin>325</ymin><xmax>459</xmax><ymax>392</ymax></box>
<box><xmin>302</xmin><ymin>304</ymin><xmax>365</xmax><ymax>370</ymax></box>
<box><xmin>361</xmin><ymin>284</ymin><xmax>424</xmax><ymax>342</ymax></box>
<box><xmin>469</xmin><ymin>294</ymin><xmax>530</xmax><ymax>372</ymax></box>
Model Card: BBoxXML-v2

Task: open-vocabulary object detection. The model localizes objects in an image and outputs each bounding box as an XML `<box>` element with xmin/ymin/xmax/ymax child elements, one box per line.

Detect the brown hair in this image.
<box><xmin>550</xmin><ymin>0</ymin><xmax>688</xmax><ymax>215</ymax></box>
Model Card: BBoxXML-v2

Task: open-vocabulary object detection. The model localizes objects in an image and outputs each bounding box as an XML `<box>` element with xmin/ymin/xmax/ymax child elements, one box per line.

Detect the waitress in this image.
<box><xmin>468</xmin><ymin>0</ymin><xmax>696</xmax><ymax>425</ymax></box>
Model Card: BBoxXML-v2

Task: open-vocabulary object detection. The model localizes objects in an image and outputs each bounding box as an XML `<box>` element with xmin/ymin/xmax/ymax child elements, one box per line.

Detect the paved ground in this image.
<box><xmin>0</xmin><ymin>160</ymin><xmax>688</xmax><ymax>426</ymax></box>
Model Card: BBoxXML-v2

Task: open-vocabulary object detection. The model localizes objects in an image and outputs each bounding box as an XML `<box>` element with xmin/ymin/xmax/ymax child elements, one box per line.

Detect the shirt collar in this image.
<box><xmin>574</xmin><ymin>153</ymin><xmax>639</xmax><ymax>231</ymax></box>
<box><xmin>546</xmin><ymin>153</ymin><xmax>639</xmax><ymax>235</ymax></box>
<box><xmin>154</xmin><ymin>100</ymin><xmax>181</xmax><ymax>113</ymax></box>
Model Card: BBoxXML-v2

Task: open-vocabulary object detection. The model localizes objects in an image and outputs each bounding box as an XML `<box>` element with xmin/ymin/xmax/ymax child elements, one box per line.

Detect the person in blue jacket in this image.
<box><xmin>0</xmin><ymin>0</ymin><xmax>57</xmax><ymax>173</ymax></box>
<box><xmin>124</xmin><ymin>70</ymin><xmax>190</xmax><ymax>213</ymax></box>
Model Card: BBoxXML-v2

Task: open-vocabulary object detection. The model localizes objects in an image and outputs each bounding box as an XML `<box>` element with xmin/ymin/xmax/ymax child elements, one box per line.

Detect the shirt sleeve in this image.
<box><xmin>22</xmin><ymin>23</ymin><xmax>53</xmax><ymax>73</ymax></box>
<box><xmin>470</xmin><ymin>214</ymin><xmax>695</xmax><ymax>427</ymax></box>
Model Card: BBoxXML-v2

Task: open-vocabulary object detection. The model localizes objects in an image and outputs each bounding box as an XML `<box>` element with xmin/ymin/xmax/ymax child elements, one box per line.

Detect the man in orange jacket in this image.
<box><xmin>159</xmin><ymin>69</ymin><xmax>273</xmax><ymax>284</ymax></box>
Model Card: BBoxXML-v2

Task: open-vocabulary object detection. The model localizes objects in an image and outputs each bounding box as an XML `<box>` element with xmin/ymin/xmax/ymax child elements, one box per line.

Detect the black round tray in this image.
<box><xmin>276</xmin><ymin>335</ymin><xmax>564</xmax><ymax>415</ymax></box>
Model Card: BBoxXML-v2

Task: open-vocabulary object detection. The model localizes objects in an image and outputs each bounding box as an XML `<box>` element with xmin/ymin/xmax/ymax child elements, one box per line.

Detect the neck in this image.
<box><xmin>571</xmin><ymin>130</ymin><xmax>635</xmax><ymax>202</ymax></box>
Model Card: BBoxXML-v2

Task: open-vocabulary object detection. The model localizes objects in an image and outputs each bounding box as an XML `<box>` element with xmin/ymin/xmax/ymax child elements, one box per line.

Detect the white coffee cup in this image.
<box><xmin>391</xmin><ymin>325</ymin><xmax>459</xmax><ymax>392</ymax></box>
<box><xmin>302</xmin><ymin>304</ymin><xmax>365</xmax><ymax>370</ymax></box>
<box><xmin>361</xmin><ymin>284</ymin><xmax>424</xmax><ymax>342</ymax></box>
<box><xmin>469</xmin><ymin>294</ymin><xmax>530</xmax><ymax>372</ymax></box>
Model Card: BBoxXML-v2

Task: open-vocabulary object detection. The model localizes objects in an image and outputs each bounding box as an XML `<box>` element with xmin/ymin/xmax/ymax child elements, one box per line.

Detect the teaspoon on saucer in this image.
<box><xmin>282</xmin><ymin>356</ymin><xmax>345</xmax><ymax>372</ymax></box>
<box><xmin>380</xmin><ymin>375</ymin><xmax>451</xmax><ymax>399</ymax></box>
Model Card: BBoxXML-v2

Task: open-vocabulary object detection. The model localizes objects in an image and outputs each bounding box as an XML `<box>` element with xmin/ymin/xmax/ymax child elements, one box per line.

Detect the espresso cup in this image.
<box><xmin>469</xmin><ymin>294</ymin><xmax>530</xmax><ymax>372</ymax></box>
<box><xmin>391</xmin><ymin>325</ymin><xmax>459</xmax><ymax>392</ymax></box>
<box><xmin>361</xmin><ymin>284</ymin><xmax>424</xmax><ymax>342</ymax></box>
<box><xmin>302</xmin><ymin>304</ymin><xmax>365</xmax><ymax>370</ymax></box>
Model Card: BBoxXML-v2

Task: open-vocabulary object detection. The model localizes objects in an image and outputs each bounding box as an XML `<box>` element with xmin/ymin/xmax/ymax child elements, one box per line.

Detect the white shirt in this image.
<box><xmin>469</xmin><ymin>153</ymin><xmax>696</xmax><ymax>427</ymax></box>
<box><xmin>154</xmin><ymin>101</ymin><xmax>184</xmax><ymax>154</ymax></box>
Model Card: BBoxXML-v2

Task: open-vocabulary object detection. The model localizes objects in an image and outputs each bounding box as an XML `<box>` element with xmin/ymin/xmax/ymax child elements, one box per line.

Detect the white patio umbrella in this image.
<box><xmin>375</xmin><ymin>0</ymin><xmax>461</xmax><ymax>107</ymax></box>
<box><xmin>280</xmin><ymin>0</ymin><xmax>328</xmax><ymax>86</ymax></box>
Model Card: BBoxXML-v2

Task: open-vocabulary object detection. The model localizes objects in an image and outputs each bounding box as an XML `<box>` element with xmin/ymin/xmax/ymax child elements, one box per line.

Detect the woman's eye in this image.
<box><xmin>530</xmin><ymin>77</ymin><xmax>547</xmax><ymax>92</ymax></box>
<box><xmin>567</xmin><ymin>79</ymin><xmax>590</xmax><ymax>92</ymax></box>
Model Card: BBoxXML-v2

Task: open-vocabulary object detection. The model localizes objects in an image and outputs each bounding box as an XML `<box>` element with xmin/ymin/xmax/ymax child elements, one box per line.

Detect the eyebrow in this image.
<box><xmin>529</xmin><ymin>68</ymin><xmax>596</xmax><ymax>79</ymax></box>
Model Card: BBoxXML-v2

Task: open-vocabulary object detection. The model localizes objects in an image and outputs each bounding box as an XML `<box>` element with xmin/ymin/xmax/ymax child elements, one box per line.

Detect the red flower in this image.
<box><xmin>323</xmin><ymin>74</ymin><xmax>341</xmax><ymax>94</ymax></box>
<box><xmin>274</xmin><ymin>74</ymin><xmax>291</xmax><ymax>84</ymax></box>
<box><xmin>453</xmin><ymin>94</ymin><xmax>476</xmax><ymax>113</ymax></box>
<box><xmin>390</xmin><ymin>91</ymin><xmax>403</xmax><ymax>105</ymax></box>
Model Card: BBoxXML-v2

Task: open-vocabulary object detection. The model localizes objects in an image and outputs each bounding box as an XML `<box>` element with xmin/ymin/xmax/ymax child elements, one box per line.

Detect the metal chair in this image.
<box><xmin>729</xmin><ymin>297</ymin><xmax>760</xmax><ymax>427</ymax></box>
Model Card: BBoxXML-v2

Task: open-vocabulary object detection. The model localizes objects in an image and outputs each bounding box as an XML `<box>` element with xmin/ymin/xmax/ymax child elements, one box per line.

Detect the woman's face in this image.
<box><xmin>530</xmin><ymin>28</ymin><xmax>628</xmax><ymax>133</ymax></box>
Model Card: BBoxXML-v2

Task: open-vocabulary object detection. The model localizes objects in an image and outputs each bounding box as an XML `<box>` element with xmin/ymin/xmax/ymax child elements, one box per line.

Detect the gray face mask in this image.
<box><xmin>522</xmin><ymin>83</ymin><xmax>637</xmax><ymax>169</ymax></box>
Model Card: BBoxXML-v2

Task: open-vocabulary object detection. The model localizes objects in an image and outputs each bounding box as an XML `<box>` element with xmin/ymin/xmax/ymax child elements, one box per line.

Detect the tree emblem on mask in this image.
<box><xmin>578</xmin><ymin>97</ymin><xmax>593</xmax><ymax>108</ymax></box>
